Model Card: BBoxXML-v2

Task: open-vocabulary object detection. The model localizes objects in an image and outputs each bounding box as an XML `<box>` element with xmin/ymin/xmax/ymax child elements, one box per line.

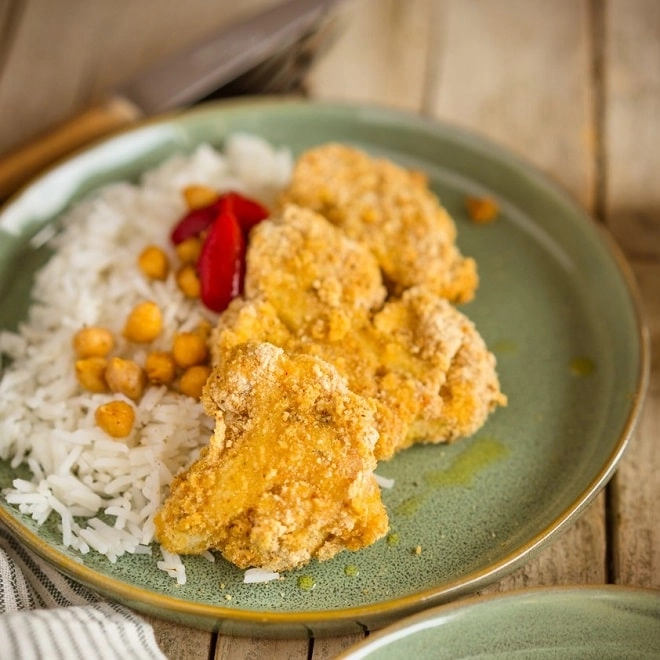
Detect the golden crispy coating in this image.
<box><xmin>154</xmin><ymin>342</ymin><xmax>388</xmax><ymax>571</ymax></box>
<box><xmin>279</xmin><ymin>143</ymin><xmax>478</xmax><ymax>303</ymax></box>
<box><xmin>160</xmin><ymin>146</ymin><xmax>506</xmax><ymax>573</ymax></box>
<box><xmin>209</xmin><ymin>295</ymin><xmax>291</xmax><ymax>367</ymax></box>
<box><xmin>245</xmin><ymin>204</ymin><xmax>385</xmax><ymax>341</ymax></box>
<box><xmin>210</xmin><ymin>296</ymin><xmax>405</xmax><ymax>459</ymax></box>
<box><xmin>371</xmin><ymin>287</ymin><xmax>507</xmax><ymax>457</ymax></box>
<box><xmin>211</xmin><ymin>288</ymin><xmax>506</xmax><ymax>461</ymax></box>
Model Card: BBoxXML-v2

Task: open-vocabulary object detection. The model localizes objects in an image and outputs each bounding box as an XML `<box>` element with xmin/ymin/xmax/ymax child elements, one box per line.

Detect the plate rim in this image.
<box><xmin>336</xmin><ymin>584</ymin><xmax>660</xmax><ymax>658</ymax></box>
<box><xmin>0</xmin><ymin>97</ymin><xmax>651</xmax><ymax>633</ymax></box>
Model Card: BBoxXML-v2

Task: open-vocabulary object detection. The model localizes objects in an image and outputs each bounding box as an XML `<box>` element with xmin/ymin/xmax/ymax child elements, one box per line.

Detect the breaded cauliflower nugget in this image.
<box><xmin>154</xmin><ymin>342</ymin><xmax>388</xmax><ymax>571</ymax></box>
<box><xmin>245</xmin><ymin>204</ymin><xmax>386</xmax><ymax>341</ymax></box>
<box><xmin>210</xmin><ymin>289</ymin><xmax>506</xmax><ymax>461</ymax></box>
<box><xmin>209</xmin><ymin>296</ymin><xmax>291</xmax><ymax>367</ymax></box>
<box><xmin>279</xmin><ymin>143</ymin><xmax>478</xmax><ymax>303</ymax></box>
<box><xmin>370</xmin><ymin>287</ymin><xmax>507</xmax><ymax>457</ymax></box>
<box><xmin>298</xmin><ymin>287</ymin><xmax>506</xmax><ymax>459</ymax></box>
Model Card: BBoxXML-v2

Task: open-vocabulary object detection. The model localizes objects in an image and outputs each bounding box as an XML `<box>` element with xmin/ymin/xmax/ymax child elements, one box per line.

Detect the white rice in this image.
<box><xmin>243</xmin><ymin>568</ymin><xmax>280</xmax><ymax>584</ymax></box>
<box><xmin>374</xmin><ymin>473</ymin><xmax>395</xmax><ymax>489</ymax></box>
<box><xmin>0</xmin><ymin>133</ymin><xmax>293</xmax><ymax>583</ymax></box>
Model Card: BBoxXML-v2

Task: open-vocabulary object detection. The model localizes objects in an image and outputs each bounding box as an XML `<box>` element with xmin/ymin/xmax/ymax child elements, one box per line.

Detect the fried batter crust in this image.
<box><xmin>154</xmin><ymin>342</ymin><xmax>388</xmax><ymax>571</ymax></box>
<box><xmin>157</xmin><ymin>146</ymin><xmax>506</xmax><ymax>572</ymax></box>
<box><xmin>279</xmin><ymin>143</ymin><xmax>478</xmax><ymax>303</ymax></box>
<box><xmin>212</xmin><ymin>287</ymin><xmax>506</xmax><ymax>461</ymax></box>
<box><xmin>245</xmin><ymin>203</ymin><xmax>385</xmax><ymax>341</ymax></box>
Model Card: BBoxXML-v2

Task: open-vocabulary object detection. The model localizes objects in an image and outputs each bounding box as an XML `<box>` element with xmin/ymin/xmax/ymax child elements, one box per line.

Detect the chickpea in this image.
<box><xmin>95</xmin><ymin>400</ymin><xmax>135</xmax><ymax>438</ymax></box>
<box><xmin>145</xmin><ymin>351</ymin><xmax>177</xmax><ymax>385</ymax></box>
<box><xmin>75</xmin><ymin>357</ymin><xmax>108</xmax><ymax>393</ymax></box>
<box><xmin>195</xmin><ymin>319</ymin><xmax>213</xmax><ymax>341</ymax></box>
<box><xmin>179</xmin><ymin>365</ymin><xmax>212</xmax><ymax>399</ymax></box>
<box><xmin>138</xmin><ymin>245</ymin><xmax>169</xmax><ymax>281</ymax></box>
<box><xmin>72</xmin><ymin>326</ymin><xmax>114</xmax><ymax>358</ymax></box>
<box><xmin>105</xmin><ymin>357</ymin><xmax>147</xmax><ymax>401</ymax></box>
<box><xmin>123</xmin><ymin>301</ymin><xmax>163</xmax><ymax>343</ymax></box>
<box><xmin>172</xmin><ymin>332</ymin><xmax>208</xmax><ymax>369</ymax></box>
<box><xmin>182</xmin><ymin>184</ymin><xmax>217</xmax><ymax>210</ymax></box>
<box><xmin>175</xmin><ymin>264</ymin><xmax>200</xmax><ymax>299</ymax></box>
<box><xmin>175</xmin><ymin>236</ymin><xmax>202</xmax><ymax>264</ymax></box>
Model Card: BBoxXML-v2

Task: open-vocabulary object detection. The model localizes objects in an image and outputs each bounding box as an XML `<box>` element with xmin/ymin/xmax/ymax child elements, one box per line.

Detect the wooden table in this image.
<box><xmin>1</xmin><ymin>1</ymin><xmax>658</xmax><ymax>657</ymax></box>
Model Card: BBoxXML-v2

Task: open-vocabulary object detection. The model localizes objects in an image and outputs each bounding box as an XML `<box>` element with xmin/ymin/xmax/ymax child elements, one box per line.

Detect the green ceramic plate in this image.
<box><xmin>339</xmin><ymin>586</ymin><xmax>660</xmax><ymax>659</ymax></box>
<box><xmin>0</xmin><ymin>99</ymin><xmax>648</xmax><ymax>637</ymax></box>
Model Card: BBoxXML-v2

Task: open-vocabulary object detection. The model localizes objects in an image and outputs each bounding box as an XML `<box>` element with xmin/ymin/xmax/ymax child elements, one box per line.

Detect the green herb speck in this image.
<box><xmin>492</xmin><ymin>339</ymin><xmax>518</xmax><ymax>354</ymax></box>
<box><xmin>297</xmin><ymin>575</ymin><xmax>316</xmax><ymax>591</ymax></box>
<box><xmin>570</xmin><ymin>356</ymin><xmax>595</xmax><ymax>377</ymax></box>
<box><xmin>394</xmin><ymin>494</ymin><xmax>425</xmax><ymax>516</ymax></box>
<box><xmin>386</xmin><ymin>532</ymin><xmax>400</xmax><ymax>546</ymax></box>
<box><xmin>424</xmin><ymin>437</ymin><xmax>507</xmax><ymax>489</ymax></box>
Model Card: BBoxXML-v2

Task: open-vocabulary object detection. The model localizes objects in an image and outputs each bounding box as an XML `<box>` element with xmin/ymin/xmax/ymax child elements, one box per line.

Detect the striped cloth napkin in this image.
<box><xmin>0</xmin><ymin>523</ymin><xmax>165</xmax><ymax>660</ymax></box>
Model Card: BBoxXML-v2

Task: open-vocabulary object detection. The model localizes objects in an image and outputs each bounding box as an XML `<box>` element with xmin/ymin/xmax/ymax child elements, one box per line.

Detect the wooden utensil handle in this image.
<box><xmin>0</xmin><ymin>96</ymin><xmax>142</xmax><ymax>200</ymax></box>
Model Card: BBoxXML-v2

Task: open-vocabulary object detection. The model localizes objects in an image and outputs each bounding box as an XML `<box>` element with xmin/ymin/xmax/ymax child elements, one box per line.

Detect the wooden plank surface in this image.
<box><xmin>307</xmin><ymin>0</ymin><xmax>434</xmax><ymax>111</ymax></box>
<box><xmin>613</xmin><ymin>262</ymin><xmax>660</xmax><ymax>588</ymax></box>
<box><xmin>0</xmin><ymin>0</ymin><xmax>279</xmax><ymax>155</ymax></box>
<box><xmin>215</xmin><ymin>636</ymin><xmax>309</xmax><ymax>660</ymax></box>
<box><xmin>603</xmin><ymin>0</ymin><xmax>660</xmax><ymax>588</ymax></box>
<box><xmin>311</xmin><ymin>634</ymin><xmax>366</xmax><ymax>659</ymax></box>
<box><xmin>143</xmin><ymin>615</ymin><xmax>213</xmax><ymax>660</ymax></box>
<box><xmin>0</xmin><ymin>0</ymin><xmax>658</xmax><ymax>657</ymax></box>
<box><xmin>426</xmin><ymin>0</ymin><xmax>607</xmax><ymax>594</ymax></box>
<box><xmin>603</xmin><ymin>0</ymin><xmax>660</xmax><ymax>258</ymax></box>
<box><xmin>426</xmin><ymin>0</ymin><xmax>596</xmax><ymax>208</ymax></box>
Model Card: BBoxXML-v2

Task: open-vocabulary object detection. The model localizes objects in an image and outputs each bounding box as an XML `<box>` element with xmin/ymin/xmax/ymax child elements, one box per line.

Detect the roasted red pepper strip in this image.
<box><xmin>220</xmin><ymin>192</ymin><xmax>270</xmax><ymax>234</ymax></box>
<box><xmin>170</xmin><ymin>200</ymin><xmax>221</xmax><ymax>245</ymax></box>
<box><xmin>170</xmin><ymin>192</ymin><xmax>269</xmax><ymax>245</ymax></box>
<box><xmin>171</xmin><ymin>191</ymin><xmax>268</xmax><ymax>312</ymax></box>
<box><xmin>197</xmin><ymin>206</ymin><xmax>245</xmax><ymax>313</ymax></box>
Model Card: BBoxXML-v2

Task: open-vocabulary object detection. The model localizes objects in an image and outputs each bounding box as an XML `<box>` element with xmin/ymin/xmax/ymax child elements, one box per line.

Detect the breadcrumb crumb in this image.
<box><xmin>466</xmin><ymin>196</ymin><xmax>499</xmax><ymax>223</ymax></box>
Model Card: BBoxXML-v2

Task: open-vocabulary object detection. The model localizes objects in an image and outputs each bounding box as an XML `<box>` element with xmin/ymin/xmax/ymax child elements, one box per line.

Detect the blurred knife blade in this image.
<box><xmin>118</xmin><ymin>0</ymin><xmax>339</xmax><ymax>113</ymax></box>
<box><xmin>0</xmin><ymin>0</ymin><xmax>342</xmax><ymax>200</ymax></box>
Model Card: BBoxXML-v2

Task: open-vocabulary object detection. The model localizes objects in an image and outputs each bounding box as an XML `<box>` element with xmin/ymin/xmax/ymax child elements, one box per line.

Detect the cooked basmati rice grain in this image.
<box><xmin>158</xmin><ymin>548</ymin><xmax>186</xmax><ymax>585</ymax></box>
<box><xmin>48</xmin><ymin>496</ymin><xmax>74</xmax><ymax>546</ymax></box>
<box><xmin>0</xmin><ymin>135</ymin><xmax>292</xmax><ymax>584</ymax></box>
<box><xmin>132</xmin><ymin>545</ymin><xmax>153</xmax><ymax>556</ymax></box>
<box><xmin>243</xmin><ymin>568</ymin><xmax>280</xmax><ymax>584</ymax></box>
<box><xmin>374</xmin><ymin>473</ymin><xmax>395</xmax><ymax>489</ymax></box>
